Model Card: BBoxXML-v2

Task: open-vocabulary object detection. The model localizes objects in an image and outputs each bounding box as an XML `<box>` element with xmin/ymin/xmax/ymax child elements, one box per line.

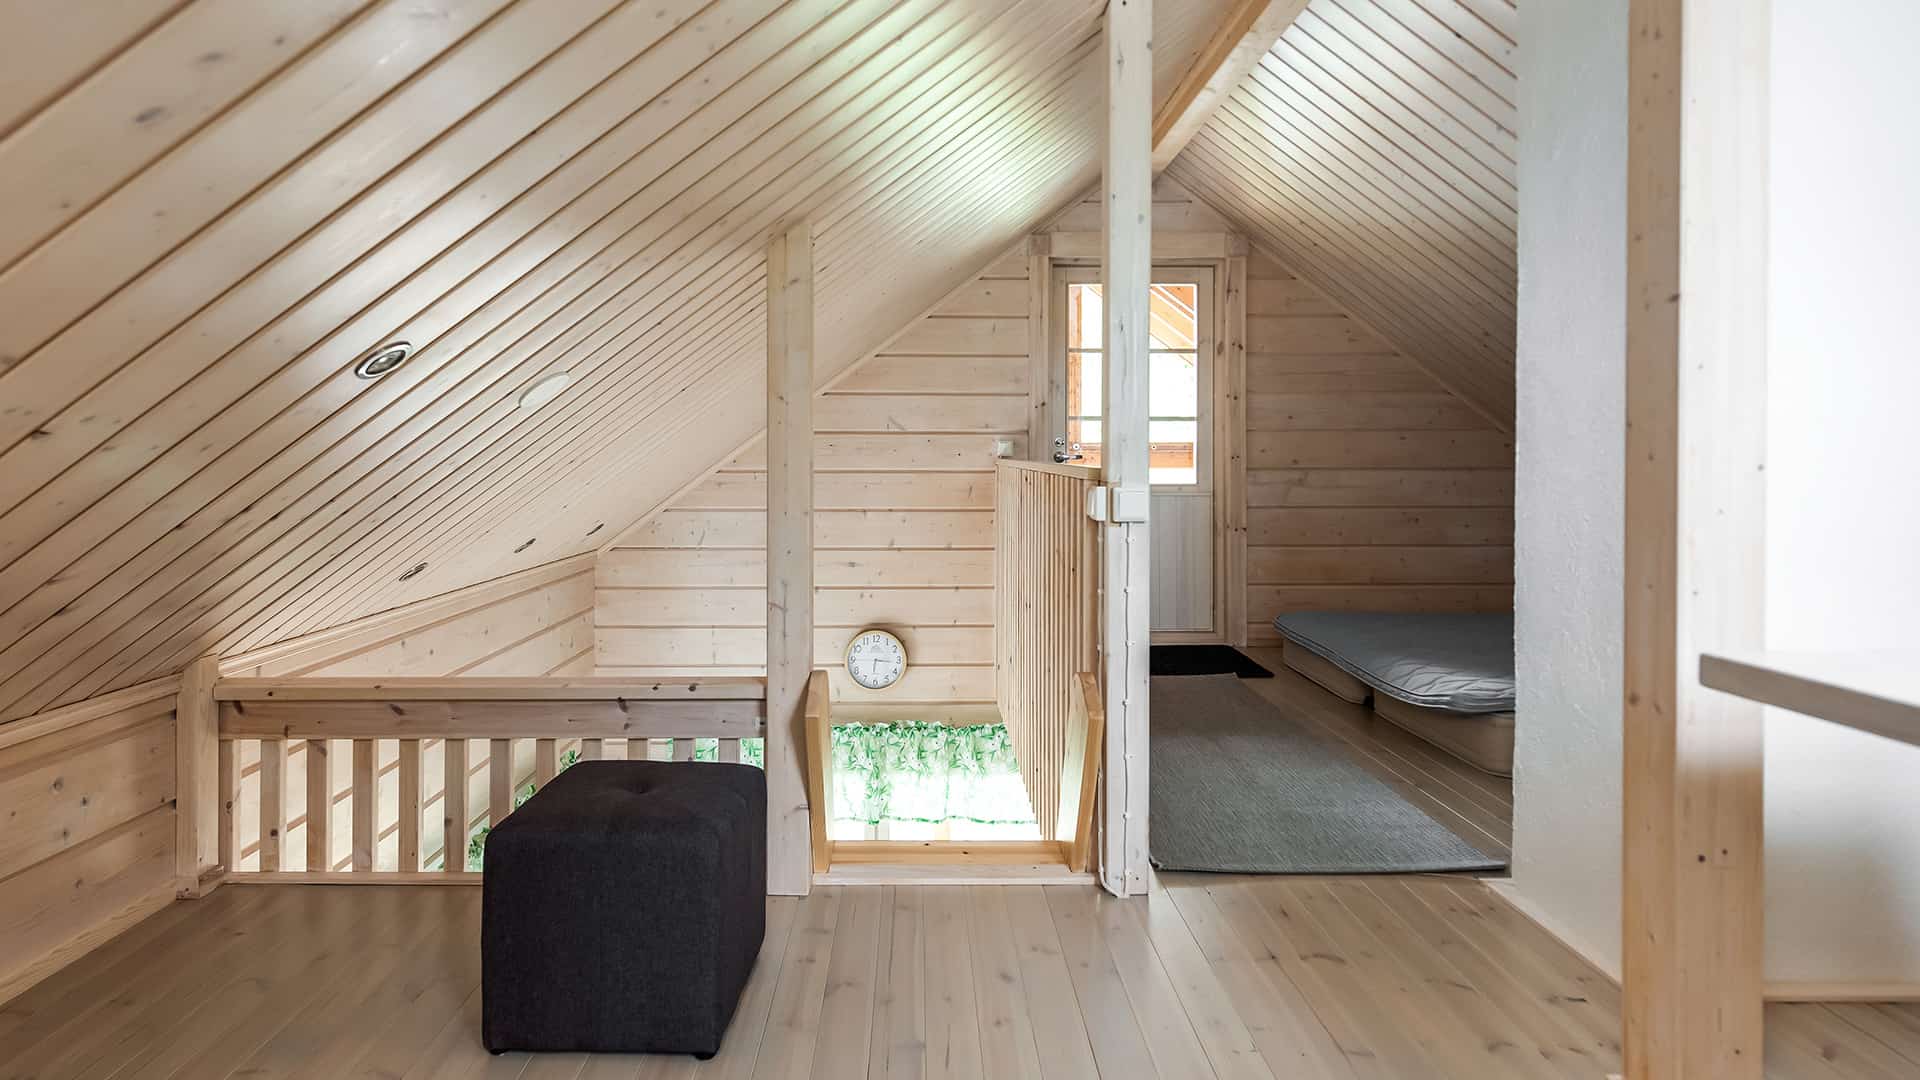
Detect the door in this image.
<box><xmin>1051</xmin><ymin>266</ymin><xmax>1218</xmax><ymax>635</ymax></box>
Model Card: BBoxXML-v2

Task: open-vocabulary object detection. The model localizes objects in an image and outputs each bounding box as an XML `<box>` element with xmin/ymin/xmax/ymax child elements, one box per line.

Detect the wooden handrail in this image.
<box><xmin>1056</xmin><ymin>673</ymin><xmax>1105</xmax><ymax>874</ymax></box>
<box><xmin>214</xmin><ymin>676</ymin><xmax>767</xmax><ymax>740</ymax></box>
<box><xmin>804</xmin><ymin>669</ymin><xmax>832</xmax><ymax>874</ymax></box>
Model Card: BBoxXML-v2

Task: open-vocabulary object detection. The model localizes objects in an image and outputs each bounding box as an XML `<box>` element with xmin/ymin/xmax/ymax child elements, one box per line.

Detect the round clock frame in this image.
<box><xmin>844</xmin><ymin>628</ymin><xmax>907</xmax><ymax>691</ymax></box>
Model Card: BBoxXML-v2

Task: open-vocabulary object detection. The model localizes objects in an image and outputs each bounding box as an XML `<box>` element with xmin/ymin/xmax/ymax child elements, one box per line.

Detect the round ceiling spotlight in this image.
<box><xmin>354</xmin><ymin>341</ymin><xmax>413</xmax><ymax>380</ymax></box>
<box><xmin>517</xmin><ymin>370</ymin><xmax>572</xmax><ymax>410</ymax></box>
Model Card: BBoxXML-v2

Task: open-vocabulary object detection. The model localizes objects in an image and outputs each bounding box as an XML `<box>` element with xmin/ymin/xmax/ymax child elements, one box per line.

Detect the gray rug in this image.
<box><xmin>1149</xmin><ymin>675</ymin><xmax>1505</xmax><ymax>874</ymax></box>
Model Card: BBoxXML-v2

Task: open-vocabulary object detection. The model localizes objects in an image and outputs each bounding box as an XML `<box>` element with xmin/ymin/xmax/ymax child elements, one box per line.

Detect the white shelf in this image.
<box><xmin>1699</xmin><ymin>650</ymin><xmax>1920</xmax><ymax>748</ymax></box>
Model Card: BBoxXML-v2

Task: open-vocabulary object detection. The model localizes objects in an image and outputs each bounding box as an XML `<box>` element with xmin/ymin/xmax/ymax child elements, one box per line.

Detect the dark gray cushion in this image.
<box><xmin>482</xmin><ymin>761</ymin><xmax>766</xmax><ymax>1056</ymax></box>
<box><xmin>1272</xmin><ymin>611</ymin><xmax>1516</xmax><ymax>713</ymax></box>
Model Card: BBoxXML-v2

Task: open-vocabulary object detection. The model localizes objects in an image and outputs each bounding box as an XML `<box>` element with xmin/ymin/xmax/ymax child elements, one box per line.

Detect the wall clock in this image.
<box><xmin>845</xmin><ymin>628</ymin><xmax>907</xmax><ymax>691</ymax></box>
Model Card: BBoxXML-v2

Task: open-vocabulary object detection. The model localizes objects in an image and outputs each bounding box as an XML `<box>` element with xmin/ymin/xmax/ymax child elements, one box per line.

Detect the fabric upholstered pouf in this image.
<box><xmin>481</xmin><ymin>760</ymin><xmax>766</xmax><ymax>1057</ymax></box>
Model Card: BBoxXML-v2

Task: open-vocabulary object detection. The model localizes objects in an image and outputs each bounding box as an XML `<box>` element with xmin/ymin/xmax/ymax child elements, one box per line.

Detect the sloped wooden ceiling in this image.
<box><xmin>1165</xmin><ymin>0</ymin><xmax>1518</xmax><ymax>428</ymax></box>
<box><xmin>0</xmin><ymin>0</ymin><xmax>1236</xmax><ymax>720</ymax></box>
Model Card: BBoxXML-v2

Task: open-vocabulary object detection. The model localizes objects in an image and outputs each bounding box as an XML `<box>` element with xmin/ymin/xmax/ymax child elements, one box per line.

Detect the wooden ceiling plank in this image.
<box><xmin>0</xmin><ymin>0</ymin><xmax>636</xmax><ymax>456</ymax></box>
<box><xmin>272</xmin><ymin>14</ymin><xmax>1113</xmax><ymax>638</ymax></box>
<box><xmin>1168</xmin><ymin>142</ymin><xmax>1512</xmax><ymax>427</ymax></box>
<box><xmin>1210</xmin><ymin>94</ymin><xmax>1514</xmax><ymax>313</ymax></box>
<box><xmin>0</xmin><ymin>0</ymin><xmax>374</xmax><ymax>268</ymax></box>
<box><xmin>238</xmin><ymin>0</ymin><xmax>1075</xmax><ymax>630</ymax></box>
<box><xmin>1179</xmin><ymin>131</ymin><xmax>1509</xmax><ymax>371</ymax></box>
<box><xmin>0</xmin><ymin>0</ymin><xmax>1245</xmax><ymax>712</ymax></box>
<box><xmin>1233</xmin><ymin>59</ymin><xmax>1515</xmax><ymax>273</ymax></box>
<box><xmin>0</xmin><ymin>0</ymin><xmax>779</xmax><ymax>553</ymax></box>
<box><xmin>1150</xmin><ymin>0</ymin><xmax>1310</xmax><ymax>172</ymax></box>
<box><xmin>0</xmin><ymin>0</ymin><xmax>185</xmax><ymax>138</ymax></box>
<box><xmin>15</xmin><ymin>0</ymin><xmax>1052</xmax><ymax>699</ymax></box>
<box><xmin>0</xmin><ymin>0</ymin><xmax>944</xmax><ymax>660</ymax></box>
<box><xmin>1267</xmin><ymin>33</ymin><xmax>1514</xmax><ymax>226</ymax></box>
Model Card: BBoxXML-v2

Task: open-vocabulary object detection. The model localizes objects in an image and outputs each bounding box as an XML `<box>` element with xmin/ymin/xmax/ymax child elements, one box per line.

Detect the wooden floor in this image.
<box><xmin>4</xmin><ymin>879</ymin><xmax>1917</xmax><ymax>1079</ymax></box>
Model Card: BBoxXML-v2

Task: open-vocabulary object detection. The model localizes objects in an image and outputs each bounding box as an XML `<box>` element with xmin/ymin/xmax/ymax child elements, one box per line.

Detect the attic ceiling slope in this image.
<box><xmin>0</xmin><ymin>0</ymin><xmax>1237</xmax><ymax>721</ymax></box>
<box><xmin>1164</xmin><ymin>0</ymin><xmax>1518</xmax><ymax>428</ymax></box>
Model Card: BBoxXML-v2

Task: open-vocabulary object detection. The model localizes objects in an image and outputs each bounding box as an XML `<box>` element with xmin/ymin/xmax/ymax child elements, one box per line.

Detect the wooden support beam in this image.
<box><xmin>766</xmin><ymin>221</ymin><xmax>815</xmax><ymax>896</ymax></box>
<box><xmin>1621</xmin><ymin>0</ymin><xmax>1771</xmax><ymax>1076</ymax></box>
<box><xmin>174</xmin><ymin>654</ymin><xmax>221</xmax><ymax>897</ymax></box>
<box><xmin>1101</xmin><ymin>0</ymin><xmax>1153</xmax><ymax>897</ymax></box>
<box><xmin>1150</xmin><ymin>0</ymin><xmax>1309</xmax><ymax>172</ymax></box>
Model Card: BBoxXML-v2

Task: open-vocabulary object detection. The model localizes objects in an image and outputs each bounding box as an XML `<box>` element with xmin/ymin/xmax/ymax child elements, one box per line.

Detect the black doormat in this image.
<box><xmin>1149</xmin><ymin>645</ymin><xmax>1273</xmax><ymax>678</ymax></box>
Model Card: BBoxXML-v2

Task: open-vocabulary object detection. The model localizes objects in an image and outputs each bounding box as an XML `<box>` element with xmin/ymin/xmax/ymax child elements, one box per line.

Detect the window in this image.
<box><xmin>1058</xmin><ymin>268</ymin><xmax>1213</xmax><ymax>487</ymax></box>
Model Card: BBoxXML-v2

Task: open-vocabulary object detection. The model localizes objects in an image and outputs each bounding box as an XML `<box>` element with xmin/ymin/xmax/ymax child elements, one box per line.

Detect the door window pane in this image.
<box><xmin>1149</xmin><ymin>419</ymin><xmax>1199</xmax><ymax>485</ymax></box>
<box><xmin>1061</xmin><ymin>278</ymin><xmax>1203</xmax><ymax>483</ymax></box>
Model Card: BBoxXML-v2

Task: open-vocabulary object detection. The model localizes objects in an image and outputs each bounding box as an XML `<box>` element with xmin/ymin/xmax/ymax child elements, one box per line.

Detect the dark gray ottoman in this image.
<box><xmin>482</xmin><ymin>760</ymin><xmax>766</xmax><ymax>1057</ymax></box>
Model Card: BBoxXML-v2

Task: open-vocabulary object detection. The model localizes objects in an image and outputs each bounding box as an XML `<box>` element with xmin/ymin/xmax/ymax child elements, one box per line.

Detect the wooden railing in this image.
<box><xmin>213</xmin><ymin>677</ymin><xmax>766</xmax><ymax>881</ymax></box>
<box><xmin>993</xmin><ymin>459</ymin><xmax>1101</xmax><ymax>841</ymax></box>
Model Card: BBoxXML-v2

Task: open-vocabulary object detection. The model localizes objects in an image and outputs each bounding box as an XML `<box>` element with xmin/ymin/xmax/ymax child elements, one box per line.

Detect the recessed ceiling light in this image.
<box><xmin>517</xmin><ymin>370</ymin><xmax>572</xmax><ymax>410</ymax></box>
<box><xmin>354</xmin><ymin>341</ymin><xmax>413</xmax><ymax>379</ymax></box>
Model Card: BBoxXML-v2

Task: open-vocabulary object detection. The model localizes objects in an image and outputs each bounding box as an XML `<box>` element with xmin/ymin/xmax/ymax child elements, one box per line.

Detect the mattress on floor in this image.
<box><xmin>1280</xmin><ymin>639</ymin><xmax>1372</xmax><ymax>704</ymax></box>
<box><xmin>1271</xmin><ymin>611</ymin><xmax>1515</xmax><ymax>713</ymax></box>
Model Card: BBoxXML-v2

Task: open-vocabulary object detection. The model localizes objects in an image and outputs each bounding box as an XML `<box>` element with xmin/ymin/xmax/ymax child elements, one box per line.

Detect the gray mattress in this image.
<box><xmin>1271</xmin><ymin>612</ymin><xmax>1515</xmax><ymax>713</ymax></box>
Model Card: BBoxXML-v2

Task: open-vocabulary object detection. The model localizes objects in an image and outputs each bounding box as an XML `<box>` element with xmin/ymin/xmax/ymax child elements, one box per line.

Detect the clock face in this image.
<box><xmin>846</xmin><ymin>629</ymin><xmax>907</xmax><ymax>690</ymax></box>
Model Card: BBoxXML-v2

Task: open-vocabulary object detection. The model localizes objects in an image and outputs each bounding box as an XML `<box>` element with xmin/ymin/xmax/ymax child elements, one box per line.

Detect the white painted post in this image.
<box><xmin>1101</xmin><ymin>0</ymin><xmax>1153</xmax><ymax>897</ymax></box>
<box><xmin>766</xmin><ymin>222</ymin><xmax>815</xmax><ymax>896</ymax></box>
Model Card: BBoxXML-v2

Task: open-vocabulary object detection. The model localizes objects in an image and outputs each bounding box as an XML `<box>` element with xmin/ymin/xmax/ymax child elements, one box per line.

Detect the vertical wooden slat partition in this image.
<box><xmin>210</xmin><ymin>678</ymin><xmax>767</xmax><ymax>880</ymax></box>
<box><xmin>994</xmin><ymin>459</ymin><xmax>1101</xmax><ymax>841</ymax></box>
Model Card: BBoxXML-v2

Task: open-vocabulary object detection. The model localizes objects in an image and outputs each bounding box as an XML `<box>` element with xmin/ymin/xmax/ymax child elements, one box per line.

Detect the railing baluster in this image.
<box><xmin>535</xmin><ymin>739</ymin><xmax>557</xmax><ymax>786</ymax></box>
<box><xmin>260</xmin><ymin>739</ymin><xmax>285</xmax><ymax>872</ymax></box>
<box><xmin>582</xmin><ymin>738</ymin><xmax>604</xmax><ymax>761</ymax></box>
<box><xmin>398</xmin><ymin>739</ymin><xmax>421</xmax><ymax>873</ymax></box>
<box><xmin>490</xmin><ymin>738</ymin><xmax>513</xmax><ymax>829</ymax></box>
<box><xmin>673</xmin><ymin>737</ymin><xmax>695</xmax><ymax>762</ymax></box>
<box><xmin>352</xmin><ymin>739</ymin><xmax>375</xmax><ymax>873</ymax></box>
<box><xmin>306</xmin><ymin>738</ymin><xmax>331</xmax><ymax>873</ymax></box>
<box><xmin>443</xmin><ymin>738</ymin><xmax>468</xmax><ymax>875</ymax></box>
<box><xmin>625</xmin><ymin>737</ymin><xmax>647</xmax><ymax>760</ymax></box>
<box><xmin>219</xmin><ymin>740</ymin><xmax>239</xmax><ymax>875</ymax></box>
<box><xmin>717</xmin><ymin>738</ymin><xmax>740</xmax><ymax>763</ymax></box>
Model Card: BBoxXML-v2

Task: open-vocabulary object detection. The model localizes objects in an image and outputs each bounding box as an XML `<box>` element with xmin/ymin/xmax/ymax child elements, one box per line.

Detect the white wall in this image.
<box><xmin>1512</xmin><ymin>0</ymin><xmax>1920</xmax><ymax>984</ymax></box>
<box><xmin>1507</xmin><ymin>0</ymin><xmax>1629</xmax><ymax>977</ymax></box>
<box><xmin>1761</xmin><ymin>0</ymin><xmax>1920</xmax><ymax>983</ymax></box>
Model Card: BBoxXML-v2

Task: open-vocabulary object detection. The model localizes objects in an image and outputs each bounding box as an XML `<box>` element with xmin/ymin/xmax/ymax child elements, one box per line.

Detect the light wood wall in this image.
<box><xmin>0</xmin><ymin>680</ymin><xmax>179</xmax><ymax>1004</ymax></box>
<box><xmin>1242</xmin><ymin>250</ymin><xmax>1514</xmax><ymax>644</ymax></box>
<box><xmin>595</xmin><ymin>253</ymin><xmax>1031</xmax><ymax>707</ymax></box>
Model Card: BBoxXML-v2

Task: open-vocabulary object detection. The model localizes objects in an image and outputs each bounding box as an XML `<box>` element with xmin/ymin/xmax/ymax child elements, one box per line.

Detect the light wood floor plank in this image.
<box><xmin>1001</xmin><ymin>886</ymin><xmax>1100</xmax><ymax>1080</ymax></box>
<box><xmin>964</xmin><ymin>885</ymin><xmax>1044</xmax><ymax>1079</ymax></box>
<box><xmin>1043</xmin><ymin>885</ymin><xmax>1154</xmax><ymax>1078</ymax></box>
<box><xmin>749</xmin><ymin>887</ymin><xmax>840</xmax><ymax>1080</ymax></box>
<box><xmin>809</xmin><ymin>885</ymin><xmax>882</xmax><ymax>1080</ymax></box>
<box><xmin>866</xmin><ymin>885</ymin><xmax>927</xmax><ymax>1080</ymax></box>
<box><xmin>1160</xmin><ymin>877</ymin><xmax>1355</xmax><ymax>1078</ymax></box>
<box><xmin>922</xmin><ymin>885</ymin><xmax>984</xmax><ymax>1080</ymax></box>
<box><xmin>0</xmin><ymin>882</ymin><xmax>1905</xmax><ymax>1079</ymax></box>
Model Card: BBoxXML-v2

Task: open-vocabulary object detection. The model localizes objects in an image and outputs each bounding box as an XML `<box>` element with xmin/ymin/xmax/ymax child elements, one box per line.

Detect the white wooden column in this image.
<box><xmin>1622</xmin><ymin>0</ymin><xmax>1770</xmax><ymax>1075</ymax></box>
<box><xmin>766</xmin><ymin>222</ymin><xmax>814</xmax><ymax>896</ymax></box>
<box><xmin>1100</xmin><ymin>0</ymin><xmax>1153</xmax><ymax>897</ymax></box>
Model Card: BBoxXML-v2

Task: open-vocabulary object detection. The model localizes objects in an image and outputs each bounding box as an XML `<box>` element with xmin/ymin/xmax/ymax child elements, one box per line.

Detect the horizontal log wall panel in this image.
<box><xmin>621</xmin><ymin>510</ymin><xmax>995</xmax><ymax>550</ymax></box>
<box><xmin>599</xmin><ymin>549</ymin><xmax>994</xmax><ymax>589</ymax></box>
<box><xmin>0</xmin><ymin>686</ymin><xmax>179</xmax><ymax>1004</ymax></box>
<box><xmin>594</xmin><ymin>626</ymin><xmax>992</xmax><ymax>668</ymax></box>
<box><xmin>599</xmin><ymin>251</ymin><xmax>1039</xmax><ymax>703</ymax></box>
<box><xmin>1233</xmin><ymin>244</ymin><xmax>1513</xmax><ymax>625</ymax></box>
<box><xmin>675</xmin><ymin>471</ymin><xmax>996</xmax><ymax>511</ymax></box>
<box><xmin>0</xmin><ymin>0</ymin><xmax>1240</xmax><ymax>717</ymax></box>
